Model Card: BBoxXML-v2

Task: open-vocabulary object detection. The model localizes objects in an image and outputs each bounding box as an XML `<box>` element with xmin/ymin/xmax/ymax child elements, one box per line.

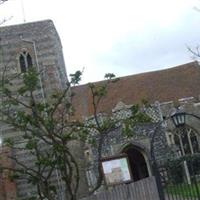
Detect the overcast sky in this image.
<box><xmin>0</xmin><ymin>0</ymin><xmax>200</xmax><ymax>83</ymax></box>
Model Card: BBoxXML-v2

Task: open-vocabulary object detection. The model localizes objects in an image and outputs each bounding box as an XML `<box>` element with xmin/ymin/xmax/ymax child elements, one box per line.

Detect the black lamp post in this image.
<box><xmin>171</xmin><ymin>110</ymin><xmax>186</xmax><ymax>127</ymax></box>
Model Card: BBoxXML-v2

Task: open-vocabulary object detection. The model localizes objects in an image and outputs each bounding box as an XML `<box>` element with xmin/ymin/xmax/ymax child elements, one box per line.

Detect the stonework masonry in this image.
<box><xmin>0</xmin><ymin>20</ymin><xmax>68</xmax><ymax>98</ymax></box>
<box><xmin>0</xmin><ymin>147</ymin><xmax>16</xmax><ymax>200</ymax></box>
<box><xmin>84</xmin><ymin>98</ymin><xmax>200</xmax><ymax>192</ymax></box>
<box><xmin>0</xmin><ymin>20</ymin><xmax>69</xmax><ymax>200</ymax></box>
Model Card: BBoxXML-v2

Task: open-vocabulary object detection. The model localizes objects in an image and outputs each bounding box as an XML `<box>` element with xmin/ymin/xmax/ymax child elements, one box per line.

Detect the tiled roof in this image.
<box><xmin>71</xmin><ymin>61</ymin><xmax>200</xmax><ymax>120</ymax></box>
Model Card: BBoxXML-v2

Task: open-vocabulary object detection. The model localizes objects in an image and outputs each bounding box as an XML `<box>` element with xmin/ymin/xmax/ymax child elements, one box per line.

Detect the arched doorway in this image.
<box><xmin>122</xmin><ymin>145</ymin><xmax>149</xmax><ymax>181</ymax></box>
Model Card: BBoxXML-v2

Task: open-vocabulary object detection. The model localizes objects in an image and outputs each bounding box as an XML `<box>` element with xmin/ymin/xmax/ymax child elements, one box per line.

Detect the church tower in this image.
<box><xmin>0</xmin><ymin>20</ymin><xmax>69</xmax><ymax>199</ymax></box>
<box><xmin>0</xmin><ymin>20</ymin><xmax>68</xmax><ymax>98</ymax></box>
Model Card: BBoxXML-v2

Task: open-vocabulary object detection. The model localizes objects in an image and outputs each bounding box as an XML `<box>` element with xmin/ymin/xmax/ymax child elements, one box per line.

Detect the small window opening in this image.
<box><xmin>27</xmin><ymin>54</ymin><xmax>33</xmax><ymax>68</ymax></box>
<box><xmin>19</xmin><ymin>54</ymin><xmax>26</xmax><ymax>73</ymax></box>
<box><xmin>19</xmin><ymin>51</ymin><xmax>33</xmax><ymax>72</ymax></box>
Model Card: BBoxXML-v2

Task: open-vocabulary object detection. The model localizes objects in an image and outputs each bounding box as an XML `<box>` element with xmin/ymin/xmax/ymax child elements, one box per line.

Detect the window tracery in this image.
<box><xmin>173</xmin><ymin>126</ymin><xmax>199</xmax><ymax>156</ymax></box>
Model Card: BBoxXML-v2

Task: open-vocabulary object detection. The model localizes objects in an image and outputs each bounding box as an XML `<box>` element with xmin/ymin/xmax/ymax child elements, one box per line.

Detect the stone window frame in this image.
<box><xmin>172</xmin><ymin>125</ymin><xmax>199</xmax><ymax>156</ymax></box>
<box><xmin>18</xmin><ymin>48</ymin><xmax>33</xmax><ymax>73</ymax></box>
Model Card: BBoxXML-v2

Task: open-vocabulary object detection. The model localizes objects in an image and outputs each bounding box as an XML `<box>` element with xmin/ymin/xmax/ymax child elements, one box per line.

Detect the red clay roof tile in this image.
<box><xmin>71</xmin><ymin>61</ymin><xmax>200</xmax><ymax>120</ymax></box>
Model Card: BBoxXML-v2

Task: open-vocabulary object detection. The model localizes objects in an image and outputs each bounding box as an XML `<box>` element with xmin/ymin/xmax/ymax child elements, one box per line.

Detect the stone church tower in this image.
<box><xmin>0</xmin><ymin>20</ymin><xmax>68</xmax><ymax>98</ymax></box>
<box><xmin>0</xmin><ymin>20</ymin><xmax>70</xmax><ymax>200</ymax></box>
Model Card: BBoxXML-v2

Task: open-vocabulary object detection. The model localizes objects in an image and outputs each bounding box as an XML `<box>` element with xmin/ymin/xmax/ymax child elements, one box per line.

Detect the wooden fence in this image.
<box><xmin>80</xmin><ymin>176</ymin><xmax>160</xmax><ymax>200</ymax></box>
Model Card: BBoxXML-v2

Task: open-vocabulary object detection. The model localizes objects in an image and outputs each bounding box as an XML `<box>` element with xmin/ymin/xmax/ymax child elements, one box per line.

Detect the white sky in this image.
<box><xmin>0</xmin><ymin>0</ymin><xmax>200</xmax><ymax>83</ymax></box>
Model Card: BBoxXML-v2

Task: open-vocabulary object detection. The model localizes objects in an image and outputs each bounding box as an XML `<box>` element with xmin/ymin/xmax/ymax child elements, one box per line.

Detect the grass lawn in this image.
<box><xmin>166</xmin><ymin>182</ymin><xmax>200</xmax><ymax>198</ymax></box>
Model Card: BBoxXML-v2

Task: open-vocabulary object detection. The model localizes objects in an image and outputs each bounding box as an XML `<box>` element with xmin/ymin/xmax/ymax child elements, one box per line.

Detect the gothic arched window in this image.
<box><xmin>19</xmin><ymin>51</ymin><xmax>33</xmax><ymax>73</ymax></box>
<box><xmin>173</xmin><ymin>126</ymin><xmax>199</xmax><ymax>156</ymax></box>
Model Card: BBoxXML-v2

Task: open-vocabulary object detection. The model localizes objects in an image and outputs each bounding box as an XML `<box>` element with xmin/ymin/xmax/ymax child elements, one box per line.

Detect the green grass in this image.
<box><xmin>166</xmin><ymin>182</ymin><xmax>200</xmax><ymax>198</ymax></box>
